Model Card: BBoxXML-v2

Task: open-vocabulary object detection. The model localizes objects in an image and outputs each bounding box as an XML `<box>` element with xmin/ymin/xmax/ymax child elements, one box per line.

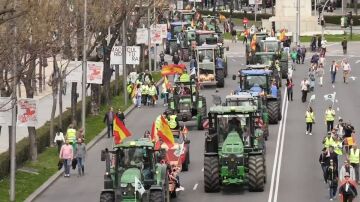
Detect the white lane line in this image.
<box><xmin>201</xmin><ymin>167</ymin><xmax>204</xmax><ymax>172</ymax></box>
<box><xmin>356</xmin><ymin>60</ymin><xmax>360</xmax><ymax>64</ymax></box>
<box><xmin>335</xmin><ymin>99</ymin><xmax>338</xmax><ymax>103</ymax></box>
<box><xmin>193</xmin><ymin>183</ymin><xmax>198</xmax><ymax>190</ymax></box>
<box><xmin>337</xmin><ymin>107</ymin><xmax>340</xmax><ymax>111</ymax></box>
<box><xmin>332</xmin><ymin>85</ymin><xmax>335</xmax><ymax>89</ymax></box>
<box><xmin>268</xmin><ymin>88</ymin><xmax>288</xmax><ymax>202</ymax></box>
<box><xmin>273</xmin><ymin>91</ymin><xmax>290</xmax><ymax>202</ymax></box>
<box><xmin>231</xmin><ymin>58</ymin><xmax>236</xmax><ymax>62</ymax></box>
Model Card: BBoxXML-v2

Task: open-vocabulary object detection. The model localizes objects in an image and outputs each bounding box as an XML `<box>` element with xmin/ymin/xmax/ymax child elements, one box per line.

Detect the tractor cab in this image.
<box><xmin>195</xmin><ymin>30</ymin><xmax>217</xmax><ymax>46</ymax></box>
<box><xmin>175</xmin><ymin>10</ymin><xmax>195</xmax><ymax>23</ymax></box>
<box><xmin>202</xmin><ymin>15</ymin><xmax>220</xmax><ymax>32</ymax></box>
<box><xmin>100</xmin><ymin>138</ymin><xmax>169</xmax><ymax>201</ymax></box>
<box><xmin>251</xmin><ymin>52</ymin><xmax>276</xmax><ymax>66</ymax></box>
<box><xmin>259</xmin><ymin>37</ymin><xmax>282</xmax><ymax>53</ymax></box>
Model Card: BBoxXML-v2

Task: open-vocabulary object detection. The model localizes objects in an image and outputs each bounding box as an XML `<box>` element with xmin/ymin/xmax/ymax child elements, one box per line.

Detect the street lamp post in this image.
<box><xmin>148</xmin><ymin>0</ymin><xmax>152</xmax><ymax>72</ymax></box>
<box><xmin>321</xmin><ymin>0</ymin><xmax>331</xmax><ymax>39</ymax></box>
<box><xmin>122</xmin><ymin>0</ymin><xmax>128</xmax><ymax>106</ymax></box>
<box><xmin>295</xmin><ymin>0</ymin><xmax>300</xmax><ymax>45</ymax></box>
<box><xmin>81</xmin><ymin>0</ymin><xmax>87</xmax><ymax>135</ymax></box>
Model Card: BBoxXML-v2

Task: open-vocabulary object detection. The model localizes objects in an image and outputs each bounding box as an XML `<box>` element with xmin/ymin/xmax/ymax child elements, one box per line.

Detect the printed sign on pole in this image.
<box><xmin>110</xmin><ymin>46</ymin><xmax>123</xmax><ymax>65</ymax></box>
<box><xmin>66</xmin><ymin>61</ymin><xmax>82</xmax><ymax>82</ymax></box>
<box><xmin>17</xmin><ymin>98</ymin><xmax>38</xmax><ymax>127</ymax></box>
<box><xmin>249</xmin><ymin>0</ymin><xmax>262</xmax><ymax>5</ymax></box>
<box><xmin>126</xmin><ymin>46</ymin><xmax>140</xmax><ymax>65</ymax></box>
<box><xmin>0</xmin><ymin>97</ymin><xmax>12</xmax><ymax>126</ymax></box>
<box><xmin>87</xmin><ymin>61</ymin><xmax>104</xmax><ymax>84</ymax></box>
<box><xmin>158</xmin><ymin>24</ymin><xmax>168</xmax><ymax>39</ymax></box>
<box><xmin>177</xmin><ymin>0</ymin><xmax>183</xmax><ymax>10</ymax></box>
<box><xmin>150</xmin><ymin>26</ymin><xmax>162</xmax><ymax>44</ymax></box>
<box><xmin>136</xmin><ymin>28</ymin><xmax>149</xmax><ymax>44</ymax></box>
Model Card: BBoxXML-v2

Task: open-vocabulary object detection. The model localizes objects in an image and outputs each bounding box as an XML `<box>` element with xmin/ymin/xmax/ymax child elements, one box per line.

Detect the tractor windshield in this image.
<box><xmin>118</xmin><ymin>147</ymin><xmax>149</xmax><ymax>168</ymax></box>
<box><xmin>197</xmin><ymin>34</ymin><xmax>214</xmax><ymax>45</ymax></box>
<box><xmin>172</xmin><ymin>25</ymin><xmax>183</xmax><ymax>36</ymax></box>
<box><xmin>262</xmin><ymin>41</ymin><xmax>279</xmax><ymax>52</ymax></box>
<box><xmin>198</xmin><ymin>49</ymin><xmax>214</xmax><ymax>63</ymax></box>
<box><xmin>226</xmin><ymin>99</ymin><xmax>257</xmax><ymax>108</ymax></box>
<box><xmin>253</xmin><ymin>54</ymin><xmax>274</xmax><ymax>66</ymax></box>
<box><xmin>243</xmin><ymin>75</ymin><xmax>269</xmax><ymax>91</ymax></box>
<box><xmin>182</xmin><ymin>14</ymin><xmax>193</xmax><ymax>22</ymax></box>
<box><xmin>216</xmin><ymin>114</ymin><xmax>251</xmax><ymax>144</ymax></box>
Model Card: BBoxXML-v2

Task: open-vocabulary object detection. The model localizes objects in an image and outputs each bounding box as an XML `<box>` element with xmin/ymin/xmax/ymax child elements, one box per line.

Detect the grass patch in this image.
<box><xmin>300</xmin><ymin>34</ymin><xmax>360</xmax><ymax>42</ymax></box>
<box><xmin>0</xmin><ymin>72</ymin><xmax>161</xmax><ymax>202</ymax></box>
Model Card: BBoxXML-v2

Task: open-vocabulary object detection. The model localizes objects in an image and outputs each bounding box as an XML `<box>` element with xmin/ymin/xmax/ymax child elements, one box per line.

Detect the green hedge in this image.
<box><xmin>199</xmin><ymin>10</ymin><xmax>273</xmax><ymax>21</ymax></box>
<box><xmin>0</xmin><ymin>78</ymin><xmax>124</xmax><ymax>179</ymax></box>
<box><xmin>324</xmin><ymin>15</ymin><xmax>360</xmax><ymax>26</ymax></box>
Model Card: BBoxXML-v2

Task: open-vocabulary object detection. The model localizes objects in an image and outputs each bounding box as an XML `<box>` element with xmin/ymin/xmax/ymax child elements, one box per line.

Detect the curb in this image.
<box><xmin>25</xmin><ymin>77</ymin><xmax>164</xmax><ymax>202</ymax></box>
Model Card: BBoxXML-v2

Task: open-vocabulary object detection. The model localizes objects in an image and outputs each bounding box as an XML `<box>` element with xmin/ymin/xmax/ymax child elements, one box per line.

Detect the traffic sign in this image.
<box><xmin>243</xmin><ymin>18</ymin><xmax>249</xmax><ymax>24</ymax></box>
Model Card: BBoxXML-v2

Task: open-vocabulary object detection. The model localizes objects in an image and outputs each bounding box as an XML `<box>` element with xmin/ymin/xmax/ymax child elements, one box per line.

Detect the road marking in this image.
<box><xmin>201</xmin><ymin>167</ymin><xmax>204</xmax><ymax>172</ymax></box>
<box><xmin>193</xmin><ymin>183</ymin><xmax>198</xmax><ymax>190</ymax></box>
<box><xmin>356</xmin><ymin>60</ymin><xmax>360</xmax><ymax>64</ymax></box>
<box><xmin>335</xmin><ymin>99</ymin><xmax>338</xmax><ymax>103</ymax></box>
<box><xmin>273</xmin><ymin>91</ymin><xmax>290</xmax><ymax>202</ymax></box>
<box><xmin>337</xmin><ymin>107</ymin><xmax>340</xmax><ymax>111</ymax></box>
<box><xmin>350</xmin><ymin>76</ymin><xmax>357</xmax><ymax>81</ymax></box>
<box><xmin>332</xmin><ymin>85</ymin><xmax>335</xmax><ymax>89</ymax></box>
<box><xmin>268</xmin><ymin>87</ymin><xmax>288</xmax><ymax>202</ymax></box>
<box><xmin>231</xmin><ymin>58</ymin><xmax>236</xmax><ymax>62</ymax></box>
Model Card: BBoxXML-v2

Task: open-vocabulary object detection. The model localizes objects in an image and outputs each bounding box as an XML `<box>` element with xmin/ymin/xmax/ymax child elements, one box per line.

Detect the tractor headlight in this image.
<box><xmin>120</xmin><ymin>183</ymin><xmax>127</xmax><ymax>188</ymax></box>
<box><xmin>131</xmin><ymin>182</ymin><xmax>136</xmax><ymax>187</ymax></box>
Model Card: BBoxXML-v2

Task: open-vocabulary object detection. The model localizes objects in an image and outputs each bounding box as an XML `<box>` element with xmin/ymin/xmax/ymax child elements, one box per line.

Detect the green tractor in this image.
<box><xmin>179</xmin><ymin>27</ymin><xmax>196</xmax><ymax>62</ymax></box>
<box><xmin>202</xmin><ymin>15</ymin><xmax>221</xmax><ymax>33</ymax></box>
<box><xmin>168</xmin><ymin>80</ymin><xmax>207</xmax><ymax>130</ymax></box>
<box><xmin>195</xmin><ymin>44</ymin><xmax>228</xmax><ymax>88</ymax></box>
<box><xmin>234</xmin><ymin>68</ymin><xmax>282</xmax><ymax>124</ymax></box>
<box><xmin>164</xmin><ymin>21</ymin><xmax>191</xmax><ymax>55</ymax></box>
<box><xmin>100</xmin><ymin>138</ymin><xmax>170</xmax><ymax>202</ymax></box>
<box><xmin>225</xmin><ymin>92</ymin><xmax>269</xmax><ymax>140</ymax></box>
<box><xmin>259</xmin><ymin>37</ymin><xmax>289</xmax><ymax>79</ymax></box>
<box><xmin>203</xmin><ymin>105</ymin><xmax>266</xmax><ymax>192</ymax></box>
<box><xmin>174</xmin><ymin>10</ymin><xmax>195</xmax><ymax>23</ymax></box>
<box><xmin>245</xmin><ymin>32</ymin><xmax>268</xmax><ymax>64</ymax></box>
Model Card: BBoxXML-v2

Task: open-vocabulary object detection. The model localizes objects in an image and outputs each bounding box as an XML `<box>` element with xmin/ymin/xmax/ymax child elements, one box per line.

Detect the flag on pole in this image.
<box><xmin>158</xmin><ymin>116</ymin><xmax>175</xmax><ymax>148</ymax></box>
<box><xmin>134</xmin><ymin>177</ymin><xmax>145</xmax><ymax>195</ymax></box>
<box><xmin>251</xmin><ymin>34</ymin><xmax>257</xmax><ymax>51</ymax></box>
<box><xmin>113</xmin><ymin>116</ymin><xmax>132</xmax><ymax>144</ymax></box>
<box><xmin>150</xmin><ymin>121</ymin><xmax>156</xmax><ymax>141</ymax></box>
<box><xmin>324</xmin><ymin>92</ymin><xmax>336</xmax><ymax>103</ymax></box>
<box><xmin>164</xmin><ymin>76</ymin><xmax>171</xmax><ymax>90</ymax></box>
<box><xmin>309</xmin><ymin>94</ymin><xmax>316</xmax><ymax>102</ymax></box>
<box><xmin>182</xmin><ymin>125</ymin><xmax>188</xmax><ymax>135</ymax></box>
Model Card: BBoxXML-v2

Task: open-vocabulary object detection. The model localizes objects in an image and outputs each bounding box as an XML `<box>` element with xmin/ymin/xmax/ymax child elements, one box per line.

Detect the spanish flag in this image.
<box><xmin>251</xmin><ymin>34</ymin><xmax>257</xmax><ymax>51</ymax></box>
<box><xmin>279</xmin><ymin>30</ymin><xmax>286</xmax><ymax>42</ymax></box>
<box><xmin>113</xmin><ymin>115</ymin><xmax>132</xmax><ymax>144</ymax></box>
<box><xmin>161</xmin><ymin>64</ymin><xmax>186</xmax><ymax>76</ymax></box>
<box><xmin>157</xmin><ymin>116</ymin><xmax>175</xmax><ymax>148</ymax></box>
<box><xmin>150</xmin><ymin>121</ymin><xmax>157</xmax><ymax>142</ymax></box>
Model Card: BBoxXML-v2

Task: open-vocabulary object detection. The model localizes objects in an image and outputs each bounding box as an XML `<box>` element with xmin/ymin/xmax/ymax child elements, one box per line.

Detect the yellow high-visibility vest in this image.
<box><xmin>349</xmin><ymin>148</ymin><xmax>360</xmax><ymax>164</ymax></box>
<box><xmin>324</xmin><ymin>137</ymin><xmax>336</xmax><ymax>148</ymax></box>
<box><xmin>325</xmin><ymin>109</ymin><xmax>335</xmax><ymax>121</ymax></box>
<box><xmin>168</xmin><ymin>115</ymin><xmax>177</xmax><ymax>129</ymax></box>
<box><xmin>66</xmin><ymin>128</ymin><xmax>76</xmax><ymax>143</ymax></box>
<box><xmin>334</xmin><ymin>141</ymin><xmax>343</xmax><ymax>155</ymax></box>
<box><xmin>180</xmin><ymin>73</ymin><xmax>190</xmax><ymax>82</ymax></box>
<box><xmin>305</xmin><ymin>111</ymin><xmax>314</xmax><ymax>123</ymax></box>
<box><xmin>148</xmin><ymin>86</ymin><xmax>157</xmax><ymax>96</ymax></box>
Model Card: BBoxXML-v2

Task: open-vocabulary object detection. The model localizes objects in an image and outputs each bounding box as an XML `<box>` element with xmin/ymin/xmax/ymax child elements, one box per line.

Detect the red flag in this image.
<box><xmin>113</xmin><ymin>116</ymin><xmax>132</xmax><ymax>144</ymax></box>
<box><xmin>151</xmin><ymin>122</ymin><xmax>156</xmax><ymax>141</ymax></box>
<box><xmin>157</xmin><ymin>116</ymin><xmax>175</xmax><ymax>148</ymax></box>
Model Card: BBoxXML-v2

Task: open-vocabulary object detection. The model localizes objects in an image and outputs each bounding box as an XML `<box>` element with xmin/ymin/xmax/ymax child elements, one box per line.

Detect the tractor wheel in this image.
<box><xmin>215</xmin><ymin>69</ymin><xmax>225</xmax><ymax>88</ymax></box>
<box><xmin>204</xmin><ymin>156</ymin><xmax>220</xmax><ymax>192</ymax></box>
<box><xmin>267</xmin><ymin>101</ymin><xmax>280</xmax><ymax>124</ymax></box>
<box><xmin>149</xmin><ymin>190</ymin><xmax>164</xmax><ymax>202</ymax></box>
<box><xmin>224</xmin><ymin>62</ymin><xmax>228</xmax><ymax>78</ymax></box>
<box><xmin>100</xmin><ymin>192</ymin><xmax>115</xmax><ymax>202</ymax></box>
<box><xmin>248</xmin><ymin>155</ymin><xmax>265</xmax><ymax>192</ymax></box>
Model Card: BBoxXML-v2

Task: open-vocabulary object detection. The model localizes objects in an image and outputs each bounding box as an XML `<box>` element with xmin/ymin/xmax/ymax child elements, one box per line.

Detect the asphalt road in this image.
<box><xmin>35</xmin><ymin>41</ymin><xmax>360</xmax><ymax>202</ymax></box>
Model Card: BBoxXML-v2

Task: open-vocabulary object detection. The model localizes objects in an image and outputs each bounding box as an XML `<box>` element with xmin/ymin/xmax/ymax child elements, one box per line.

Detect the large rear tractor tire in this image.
<box><xmin>100</xmin><ymin>192</ymin><xmax>115</xmax><ymax>202</ymax></box>
<box><xmin>182</xmin><ymin>154</ymin><xmax>189</xmax><ymax>171</ymax></box>
<box><xmin>215</xmin><ymin>69</ymin><xmax>225</xmax><ymax>88</ymax></box>
<box><xmin>267</xmin><ymin>101</ymin><xmax>280</xmax><ymax>124</ymax></box>
<box><xmin>149</xmin><ymin>190</ymin><xmax>164</xmax><ymax>202</ymax></box>
<box><xmin>248</xmin><ymin>155</ymin><xmax>265</xmax><ymax>192</ymax></box>
<box><xmin>204</xmin><ymin>156</ymin><xmax>220</xmax><ymax>192</ymax></box>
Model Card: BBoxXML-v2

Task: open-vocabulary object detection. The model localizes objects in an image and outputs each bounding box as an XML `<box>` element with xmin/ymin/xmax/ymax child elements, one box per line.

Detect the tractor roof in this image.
<box><xmin>195</xmin><ymin>30</ymin><xmax>215</xmax><ymax>34</ymax></box>
<box><xmin>114</xmin><ymin>138</ymin><xmax>154</xmax><ymax>148</ymax></box>
<box><xmin>254</xmin><ymin>52</ymin><xmax>276</xmax><ymax>56</ymax></box>
<box><xmin>263</xmin><ymin>37</ymin><xmax>279</xmax><ymax>41</ymax></box>
<box><xmin>177</xmin><ymin>10</ymin><xmax>195</xmax><ymax>14</ymax></box>
<box><xmin>171</xmin><ymin>21</ymin><xmax>190</xmax><ymax>26</ymax></box>
<box><xmin>195</xmin><ymin>44</ymin><xmax>218</xmax><ymax>50</ymax></box>
<box><xmin>246</xmin><ymin>64</ymin><xmax>272</xmax><ymax>69</ymax></box>
<box><xmin>209</xmin><ymin>105</ymin><xmax>257</xmax><ymax>114</ymax></box>
<box><xmin>240</xmin><ymin>69</ymin><xmax>272</xmax><ymax>75</ymax></box>
<box><xmin>226</xmin><ymin>93</ymin><xmax>254</xmax><ymax>100</ymax></box>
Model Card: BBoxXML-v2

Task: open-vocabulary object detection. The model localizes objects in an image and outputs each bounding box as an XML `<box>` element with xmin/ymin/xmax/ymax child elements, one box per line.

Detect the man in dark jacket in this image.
<box><xmin>339</xmin><ymin>172</ymin><xmax>358</xmax><ymax>202</ymax></box>
<box><xmin>116</xmin><ymin>109</ymin><xmax>125</xmax><ymax>125</ymax></box>
<box><xmin>342</xmin><ymin>37</ymin><xmax>348</xmax><ymax>55</ymax></box>
<box><xmin>319</xmin><ymin>148</ymin><xmax>329</xmax><ymax>183</ymax></box>
<box><xmin>103</xmin><ymin>107</ymin><xmax>115</xmax><ymax>138</ymax></box>
<box><xmin>326</xmin><ymin>146</ymin><xmax>339</xmax><ymax>170</ymax></box>
<box><xmin>326</xmin><ymin>159</ymin><xmax>339</xmax><ymax>200</ymax></box>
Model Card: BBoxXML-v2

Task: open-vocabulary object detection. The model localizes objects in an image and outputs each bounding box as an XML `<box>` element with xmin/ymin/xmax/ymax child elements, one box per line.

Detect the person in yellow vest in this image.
<box><xmin>323</xmin><ymin>132</ymin><xmax>336</xmax><ymax>149</ymax></box>
<box><xmin>325</xmin><ymin>106</ymin><xmax>336</xmax><ymax>132</ymax></box>
<box><xmin>305</xmin><ymin>107</ymin><xmax>315</xmax><ymax>135</ymax></box>
<box><xmin>155</xmin><ymin>111</ymin><xmax>168</xmax><ymax>130</ymax></box>
<box><xmin>348</xmin><ymin>144</ymin><xmax>360</xmax><ymax>183</ymax></box>
<box><xmin>167</xmin><ymin>112</ymin><xmax>179</xmax><ymax>130</ymax></box>
<box><xmin>333</xmin><ymin>136</ymin><xmax>343</xmax><ymax>156</ymax></box>
<box><xmin>180</xmin><ymin>70</ymin><xmax>190</xmax><ymax>82</ymax></box>
<box><xmin>148</xmin><ymin>82</ymin><xmax>158</xmax><ymax>106</ymax></box>
<box><xmin>140</xmin><ymin>83</ymin><xmax>149</xmax><ymax>106</ymax></box>
<box><xmin>126</xmin><ymin>83</ymin><xmax>133</xmax><ymax>99</ymax></box>
<box><xmin>66</xmin><ymin>124</ymin><xmax>77</xmax><ymax>145</ymax></box>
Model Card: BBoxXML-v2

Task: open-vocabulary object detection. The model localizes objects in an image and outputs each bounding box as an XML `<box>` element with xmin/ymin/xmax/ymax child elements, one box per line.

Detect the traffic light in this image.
<box><xmin>347</xmin><ymin>11</ymin><xmax>353</xmax><ymax>26</ymax></box>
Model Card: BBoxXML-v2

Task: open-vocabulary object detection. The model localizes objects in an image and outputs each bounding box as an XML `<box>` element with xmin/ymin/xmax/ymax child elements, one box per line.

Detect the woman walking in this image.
<box><xmin>317</xmin><ymin>63</ymin><xmax>325</xmax><ymax>87</ymax></box>
<box><xmin>286</xmin><ymin>78</ymin><xmax>294</xmax><ymax>101</ymax></box>
<box><xmin>305</xmin><ymin>107</ymin><xmax>315</xmax><ymax>136</ymax></box>
<box><xmin>308</xmin><ymin>67</ymin><xmax>316</xmax><ymax>92</ymax></box>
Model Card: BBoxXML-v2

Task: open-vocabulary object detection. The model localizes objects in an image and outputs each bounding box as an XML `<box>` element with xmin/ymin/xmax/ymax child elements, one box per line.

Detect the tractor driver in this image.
<box><xmin>250</xmin><ymin>83</ymin><xmax>262</xmax><ymax>93</ymax></box>
<box><xmin>228</xmin><ymin>117</ymin><xmax>241</xmax><ymax>135</ymax></box>
<box><xmin>130</xmin><ymin>148</ymin><xmax>144</xmax><ymax>169</ymax></box>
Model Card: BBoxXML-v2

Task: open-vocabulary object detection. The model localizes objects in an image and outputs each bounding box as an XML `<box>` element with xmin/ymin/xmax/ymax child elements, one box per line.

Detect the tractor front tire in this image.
<box><xmin>100</xmin><ymin>192</ymin><xmax>115</xmax><ymax>202</ymax></box>
<box><xmin>267</xmin><ymin>101</ymin><xmax>280</xmax><ymax>124</ymax></box>
<box><xmin>204</xmin><ymin>156</ymin><xmax>220</xmax><ymax>192</ymax></box>
<box><xmin>248</xmin><ymin>155</ymin><xmax>265</xmax><ymax>192</ymax></box>
<box><xmin>215</xmin><ymin>69</ymin><xmax>225</xmax><ymax>88</ymax></box>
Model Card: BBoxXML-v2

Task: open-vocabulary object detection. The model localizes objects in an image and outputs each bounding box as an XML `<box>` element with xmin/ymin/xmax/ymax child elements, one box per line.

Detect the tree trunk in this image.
<box><xmin>91</xmin><ymin>84</ymin><xmax>100</xmax><ymax>115</ymax></box>
<box><xmin>71</xmin><ymin>82</ymin><xmax>77</xmax><ymax>122</ymax></box>
<box><xmin>58</xmin><ymin>71</ymin><xmax>63</xmax><ymax>130</ymax></box>
<box><xmin>102</xmin><ymin>39</ymin><xmax>112</xmax><ymax>105</ymax></box>
<box><xmin>39</xmin><ymin>56</ymin><xmax>43</xmax><ymax>93</ymax></box>
<box><xmin>49</xmin><ymin>55</ymin><xmax>59</xmax><ymax>147</ymax></box>
<box><xmin>114</xmin><ymin>64</ymin><xmax>119</xmax><ymax>96</ymax></box>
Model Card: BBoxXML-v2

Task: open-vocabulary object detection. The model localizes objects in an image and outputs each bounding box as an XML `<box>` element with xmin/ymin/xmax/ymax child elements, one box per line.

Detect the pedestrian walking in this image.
<box><xmin>140</xmin><ymin>83</ymin><xmax>149</xmax><ymax>106</ymax></box>
<box><xmin>290</xmin><ymin>49</ymin><xmax>297</xmax><ymax>63</ymax></box>
<box><xmin>76</xmin><ymin>128</ymin><xmax>84</xmax><ymax>141</ymax></box>
<box><xmin>135</xmin><ymin>84</ymin><xmax>142</xmax><ymax>108</ymax></box>
<box><xmin>65</xmin><ymin>124</ymin><xmax>77</xmax><ymax>145</ymax></box>
<box><xmin>103</xmin><ymin>107</ymin><xmax>115</xmax><ymax>138</ymax></box>
<box><xmin>339</xmin><ymin>172</ymin><xmax>358</xmax><ymax>202</ymax></box>
<box><xmin>296</xmin><ymin>45</ymin><xmax>301</xmax><ymax>64</ymax></box>
<box><xmin>319</xmin><ymin>54</ymin><xmax>325</xmax><ymax>66</ymax></box>
<box><xmin>300</xmin><ymin>78</ymin><xmax>310</xmax><ymax>103</ymax></box>
<box><xmin>54</xmin><ymin>128</ymin><xmax>65</xmax><ymax>154</ymax></box>
<box><xmin>325</xmin><ymin>106</ymin><xmax>336</xmax><ymax>132</ymax></box>
<box><xmin>340</xmin><ymin>160</ymin><xmax>356</xmax><ymax>181</ymax></box>
<box><xmin>116</xmin><ymin>109</ymin><xmax>125</xmax><ymax>124</ymax></box>
<box><xmin>348</xmin><ymin>145</ymin><xmax>360</xmax><ymax>183</ymax></box>
<box><xmin>330</xmin><ymin>60</ymin><xmax>338</xmax><ymax>84</ymax></box>
<box><xmin>311</xmin><ymin>36</ymin><xmax>317</xmax><ymax>52</ymax></box>
<box><xmin>341</xmin><ymin>60</ymin><xmax>351</xmax><ymax>84</ymax></box>
<box><xmin>342</xmin><ymin>37</ymin><xmax>348</xmax><ymax>55</ymax></box>
<box><xmin>316</xmin><ymin>63</ymin><xmax>325</xmax><ymax>87</ymax></box>
<box><xmin>74</xmin><ymin>138</ymin><xmax>86</xmax><ymax>176</ymax></box>
<box><xmin>320</xmin><ymin>148</ymin><xmax>329</xmax><ymax>183</ymax></box>
<box><xmin>310</xmin><ymin>53</ymin><xmax>320</xmax><ymax>66</ymax></box>
<box><xmin>286</xmin><ymin>78</ymin><xmax>294</xmax><ymax>101</ymax></box>
<box><xmin>321</xmin><ymin>38</ymin><xmax>327</xmax><ymax>56</ymax></box>
<box><xmin>231</xmin><ymin>29</ymin><xmax>237</xmax><ymax>43</ymax></box>
<box><xmin>308</xmin><ymin>67</ymin><xmax>316</xmax><ymax>92</ymax></box>
<box><xmin>59</xmin><ymin>140</ymin><xmax>73</xmax><ymax>177</ymax></box>
<box><xmin>326</xmin><ymin>159</ymin><xmax>339</xmax><ymax>200</ymax></box>
<box><xmin>300</xmin><ymin>45</ymin><xmax>307</xmax><ymax>64</ymax></box>
<box><xmin>305</xmin><ymin>107</ymin><xmax>315</xmax><ymax>135</ymax></box>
